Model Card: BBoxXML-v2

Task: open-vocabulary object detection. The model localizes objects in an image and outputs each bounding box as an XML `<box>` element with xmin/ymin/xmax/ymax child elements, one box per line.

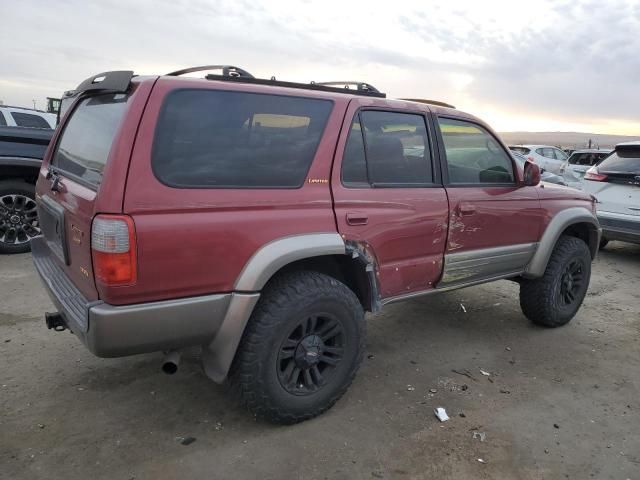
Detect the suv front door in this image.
<box><xmin>331</xmin><ymin>102</ymin><xmax>449</xmax><ymax>300</ymax></box>
<box><xmin>436</xmin><ymin>116</ymin><xmax>543</xmax><ymax>286</ymax></box>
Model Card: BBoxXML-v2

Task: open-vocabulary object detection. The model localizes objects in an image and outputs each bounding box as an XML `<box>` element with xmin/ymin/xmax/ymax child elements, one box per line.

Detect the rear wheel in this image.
<box><xmin>519</xmin><ymin>235</ymin><xmax>591</xmax><ymax>327</ymax></box>
<box><xmin>0</xmin><ymin>180</ymin><xmax>40</xmax><ymax>254</ymax></box>
<box><xmin>229</xmin><ymin>271</ymin><xmax>365</xmax><ymax>424</ymax></box>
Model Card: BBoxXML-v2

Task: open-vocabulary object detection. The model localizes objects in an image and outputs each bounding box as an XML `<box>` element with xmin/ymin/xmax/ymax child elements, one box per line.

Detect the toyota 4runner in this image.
<box><xmin>33</xmin><ymin>66</ymin><xmax>601</xmax><ymax>424</ymax></box>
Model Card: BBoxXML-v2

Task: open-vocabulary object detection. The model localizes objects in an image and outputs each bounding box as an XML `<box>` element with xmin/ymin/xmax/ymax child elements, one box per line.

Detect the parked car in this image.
<box><xmin>511</xmin><ymin>152</ymin><xmax>578</xmax><ymax>188</ymax></box>
<box><xmin>561</xmin><ymin>149</ymin><xmax>612</xmax><ymax>181</ymax></box>
<box><xmin>0</xmin><ymin>125</ymin><xmax>54</xmax><ymax>253</ymax></box>
<box><xmin>33</xmin><ymin>67</ymin><xmax>600</xmax><ymax>424</ymax></box>
<box><xmin>0</xmin><ymin>105</ymin><xmax>57</xmax><ymax>129</ymax></box>
<box><xmin>583</xmin><ymin>142</ymin><xmax>640</xmax><ymax>247</ymax></box>
<box><xmin>509</xmin><ymin>144</ymin><xmax>569</xmax><ymax>174</ymax></box>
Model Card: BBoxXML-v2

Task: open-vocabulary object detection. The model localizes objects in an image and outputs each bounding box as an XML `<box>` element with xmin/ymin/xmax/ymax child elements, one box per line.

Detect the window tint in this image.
<box><xmin>152</xmin><ymin>90</ymin><xmax>332</xmax><ymax>188</ymax></box>
<box><xmin>0</xmin><ymin>111</ymin><xmax>6</xmax><ymax>126</ymax></box>
<box><xmin>598</xmin><ymin>148</ymin><xmax>640</xmax><ymax>174</ymax></box>
<box><xmin>11</xmin><ymin>112</ymin><xmax>51</xmax><ymax>129</ymax></box>
<box><xmin>439</xmin><ymin>118</ymin><xmax>514</xmax><ymax>184</ymax></box>
<box><xmin>52</xmin><ymin>94</ymin><xmax>128</xmax><ymax>187</ymax></box>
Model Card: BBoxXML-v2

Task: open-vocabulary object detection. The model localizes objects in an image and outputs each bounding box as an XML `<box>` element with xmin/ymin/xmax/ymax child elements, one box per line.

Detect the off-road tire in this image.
<box><xmin>0</xmin><ymin>180</ymin><xmax>38</xmax><ymax>254</ymax></box>
<box><xmin>229</xmin><ymin>271</ymin><xmax>365</xmax><ymax>424</ymax></box>
<box><xmin>519</xmin><ymin>235</ymin><xmax>591</xmax><ymax>327</ymax></box>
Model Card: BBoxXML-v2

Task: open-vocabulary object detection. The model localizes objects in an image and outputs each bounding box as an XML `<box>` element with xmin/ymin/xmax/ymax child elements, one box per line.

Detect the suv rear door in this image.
<box><xmin>36</xmin><ymin>79</ymin><xmax>153</xmax><ymax>301</ymax></box>
<box><xmin>331</xmin><ymin>100</ymin><xmax>449</xmax><ymax>300</ymax></box>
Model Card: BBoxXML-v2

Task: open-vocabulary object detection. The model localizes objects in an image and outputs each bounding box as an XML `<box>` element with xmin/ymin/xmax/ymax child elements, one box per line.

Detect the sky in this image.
<box><xmin>1</xmin><ymin>0</ymin><xmax>639</xmax><ymax>135</ymax></box>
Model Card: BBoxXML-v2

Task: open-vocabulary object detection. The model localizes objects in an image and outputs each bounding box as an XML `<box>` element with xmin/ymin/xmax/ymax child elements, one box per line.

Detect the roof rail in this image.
<box><xmin>166</xmin><ymin>65</ymin><xmax>254</xmax><ymax>78</ymax></box>
<box><xmin>314</xmin><ymin>81</ymin><xmax>381</xmax><ymax>94</ymax></box>
<box><xmin>199</xmin><ymin>74</ymin><xmax>386</xmax><ymax>98</ymax></box>
<box><xmin>401</xmin><ymin>98</ymin><xmax>456</xmax><ymax>109</ymax></box>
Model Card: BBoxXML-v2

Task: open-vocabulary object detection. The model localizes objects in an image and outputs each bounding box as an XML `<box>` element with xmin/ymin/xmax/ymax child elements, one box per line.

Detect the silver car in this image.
<box><xmin>583</xmin><ymin>142</ymin><xmax>640</xmax><ymax>247</ymax></box>
<box><xmin>509</xmin><ymin>144</ymin><xmax>569</xmax><ymax>174</ymax></box>
<box><xmin>561</xmin><ymin>149</ymin><xmax>612</xmax><ymax>181</ymax></box>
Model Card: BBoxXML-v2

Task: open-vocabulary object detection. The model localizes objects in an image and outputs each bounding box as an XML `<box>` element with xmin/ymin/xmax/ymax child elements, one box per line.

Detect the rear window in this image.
<box><xmin>152</xmin><ymin>89</ymin><xmax>333</xmax><ymax>188</ymax></box>
<box><xmin>11</xmin><ymin>112</ymin><xmax>51</xmax><ymax>129</ymax></box>
<box><xmin>598</xmin><ymin>148</ymin><xmax>640</xmax><ymax>174</ymax></box>
<box><xmin>52</xmin><ymin>94</ymin><xmax>128</xmax><ymax>187</ymax></box>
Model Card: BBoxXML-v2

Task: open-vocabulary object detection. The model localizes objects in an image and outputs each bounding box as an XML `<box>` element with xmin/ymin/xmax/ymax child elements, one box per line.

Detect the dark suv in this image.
<box><xmin>33</xmin><ymin>66</ymin><xmax>601</xmax><ymax>423</ymax></box>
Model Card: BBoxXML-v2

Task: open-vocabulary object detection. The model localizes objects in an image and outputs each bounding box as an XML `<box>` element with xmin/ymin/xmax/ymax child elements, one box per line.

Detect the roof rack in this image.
<box><xmin>165</xmin><ymin>64</ymin><xmax>385</xmax><ymax>97</ymax></box>
<box><xmin>314</xmin><ymin>81</ymin><xmax>381</xmax><ymax>95</ymax></box>
<box><xmin>401</xmin><ymin>98</ymin><xmax>456</xmax><ymax>109</ymax></box>
<box><xmin>166</xmin><ymin>65</ymin><xmax>254</xmax><ymax>78</ymax></box>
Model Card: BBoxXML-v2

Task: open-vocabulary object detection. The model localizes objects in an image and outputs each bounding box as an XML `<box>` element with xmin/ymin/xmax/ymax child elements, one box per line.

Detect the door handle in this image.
<box><xmin>458</xmin><ymin>203</ymin><xmax>476</xmax><ymax>215</ymax></box>
<box><xmin>346</xmin><ymin>213</ymin><xmax>368</xmax><ymax>226</ymax></box>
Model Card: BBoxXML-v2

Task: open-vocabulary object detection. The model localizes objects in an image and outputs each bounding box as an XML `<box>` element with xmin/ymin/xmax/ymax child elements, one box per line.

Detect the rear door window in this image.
<box><xmin>552</xmin><ymin>148</ymin><xmax>568</xmax><ymax>161</ymax></box>
<box><xmin>11</xmin><ymin>112</ymin><xmax>51</xmax><ymax>129</ymax></box>
<box><xmin>152</xmin><ymin>90</ymin><xmax>333</xmax><ymax>188</ymax></box>
<box><xmin>0</xmin><ymin>111</ymin><xmax>6</xmax><ymax>126</ymax></box>
<box><xmin>52</xmin><ymin>93</ymin><xmax>129</xmax><ymax>187</ymax></box>
<box><xmin>341</xmin><ymin>110</ymin><xmax>433</xmax><ymax>186</ymax></box>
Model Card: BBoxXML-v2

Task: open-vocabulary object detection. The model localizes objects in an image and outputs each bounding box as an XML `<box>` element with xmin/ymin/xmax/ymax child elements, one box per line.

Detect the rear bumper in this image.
<box><xmin>598</xmin><ymin>211</ymin><xmax>640</xmax><ymax>244</ymax></box>
<box><xmin>31</xmin><ymin>236</ymin><xmax>236</xmax><ymax>357</ymax></box>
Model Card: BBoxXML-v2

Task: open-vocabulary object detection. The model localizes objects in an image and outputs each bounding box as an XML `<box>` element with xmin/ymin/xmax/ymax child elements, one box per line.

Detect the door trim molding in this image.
<box><xmin>439</xmin><ymin>242</ymin><xmax>538</xmax><ymax>286</ymax></box>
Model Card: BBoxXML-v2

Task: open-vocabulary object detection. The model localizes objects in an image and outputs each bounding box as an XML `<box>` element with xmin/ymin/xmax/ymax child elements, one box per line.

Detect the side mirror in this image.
<box><xmin>523</xmin><ymin>160</ymin><xmax>541</xmax><ymax>186</ymax></box>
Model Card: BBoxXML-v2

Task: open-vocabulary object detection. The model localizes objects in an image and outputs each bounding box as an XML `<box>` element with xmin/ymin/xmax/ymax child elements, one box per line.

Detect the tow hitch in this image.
<box><xmin>45</xmin><ymin>312</ymin><xmax>66</xmax><ymax>331</ymax></box>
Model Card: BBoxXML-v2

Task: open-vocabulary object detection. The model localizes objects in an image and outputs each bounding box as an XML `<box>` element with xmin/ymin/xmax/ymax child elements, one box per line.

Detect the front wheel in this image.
<box><xmin>229</xmin><ymin>271</ymin><xmax>366</xmax><ymax>424</ymax></box>
<box><xmin>519</xmin><ymin>235</ymin><xmax>592</xmax><ymax>327</ymax></box>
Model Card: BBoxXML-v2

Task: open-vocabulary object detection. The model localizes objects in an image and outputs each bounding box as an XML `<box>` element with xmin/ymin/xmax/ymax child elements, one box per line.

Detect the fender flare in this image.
<box><xmin>203</xmin><ymin>233</ymin><xmax>346</xmax><ymax>382</ymax></box>
<box><xmin>524</xmin><ymin>207</ymin><xmax>601</xmax><ymax>278</ymax></box>
<box><xmin>234</xmin><ymin>233</ymin><xmax>346</xmax><ymax>291</ymax></box>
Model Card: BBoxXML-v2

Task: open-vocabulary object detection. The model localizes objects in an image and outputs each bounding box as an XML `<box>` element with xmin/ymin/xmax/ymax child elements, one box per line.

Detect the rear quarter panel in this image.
<box><xmin>117</xmin><ymin>78</ymin><xmax>348</xmax><ymax>305</ymax></box>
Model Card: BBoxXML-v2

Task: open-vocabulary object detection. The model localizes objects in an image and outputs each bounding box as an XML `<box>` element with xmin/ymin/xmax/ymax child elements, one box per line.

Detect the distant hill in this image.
<box><xmin>498</xmin><ymin>131</ymin><xmax>640</xmax><ymax>149</ymax></box>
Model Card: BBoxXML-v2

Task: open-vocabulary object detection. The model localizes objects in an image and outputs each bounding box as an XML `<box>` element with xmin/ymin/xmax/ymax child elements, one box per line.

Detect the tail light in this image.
<box><xmin>584</xmin><ymin>166</ymin><xmax>608</xmax><ymax>182</ymax></box>
<box><xmin>91</xmin><ymin>214</ymin><xmax>137</xmax><ymax>286</ymax></box>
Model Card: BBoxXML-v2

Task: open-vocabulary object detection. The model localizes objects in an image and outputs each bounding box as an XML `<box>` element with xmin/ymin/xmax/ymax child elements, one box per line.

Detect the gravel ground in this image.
<box><xmin>1</xmin><ymin>242</ymin><xmax>639</xmax><ymax>480</ymax></box>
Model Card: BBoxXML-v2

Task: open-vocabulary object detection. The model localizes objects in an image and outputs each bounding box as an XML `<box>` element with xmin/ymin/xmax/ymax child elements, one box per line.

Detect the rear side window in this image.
<box><xmin>598</xmin><ymin>148</ymin><xmax>640</xmax><ymax>174</ymax></box>
<box><xmin>52</xmin><ymin>94</ymin><xmax>128</xmax><ymax>187</ymax></box>
<box><xmin>439</xmin><ymin>118</ymin><xmax>514</xmax><ymax>185</ymax></box>
<box><xmin>341</xmin><ymin>110</ymin><xmax>433</xmax><ymax>187</ymax></box>
<box><xmin>0</xmin><ymin>111</ymin><xmax>6</xmax><ymax>126</ymax></box>
<box><xmin>11</xmin><ymin>112</ymin><xmax>51</xmax><ymax>129</ymax></box>
<box><xmin>152</xmin><ymin>90</ymin><xmax>333</xmax><ymax>188</ymax></box>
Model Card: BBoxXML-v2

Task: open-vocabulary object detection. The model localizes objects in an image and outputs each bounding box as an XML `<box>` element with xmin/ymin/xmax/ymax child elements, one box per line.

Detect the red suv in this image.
<box><xmin>33</xmin><ymin>66</ymin><xmax>601</xmax><ymax>423</ymax></box>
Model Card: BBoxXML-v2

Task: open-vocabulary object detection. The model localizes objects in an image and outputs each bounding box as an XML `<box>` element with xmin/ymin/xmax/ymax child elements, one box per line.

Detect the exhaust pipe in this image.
<box><xmin>161</xmin><ymin>350</ymin><xmax>181</xmax><ymax>375</ymax></box>
<box><xmin>45</xmin><ymin>312</ymin><xmax>66</xmax><ymax>331</ymax></box>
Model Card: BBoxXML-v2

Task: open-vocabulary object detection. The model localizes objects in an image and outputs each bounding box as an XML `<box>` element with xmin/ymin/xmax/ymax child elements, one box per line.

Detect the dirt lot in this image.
<box><xmin>1</xmin><ymin>243</ymin><xmax>639</xmax><ymax>480</ymax></box>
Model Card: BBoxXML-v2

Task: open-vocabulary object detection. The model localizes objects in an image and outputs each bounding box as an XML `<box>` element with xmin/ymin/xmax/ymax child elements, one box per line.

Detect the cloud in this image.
<box><xmin>0</xmin><ymin>0</ymin><xmax>637</xmax><ymax>134</ymax></box>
